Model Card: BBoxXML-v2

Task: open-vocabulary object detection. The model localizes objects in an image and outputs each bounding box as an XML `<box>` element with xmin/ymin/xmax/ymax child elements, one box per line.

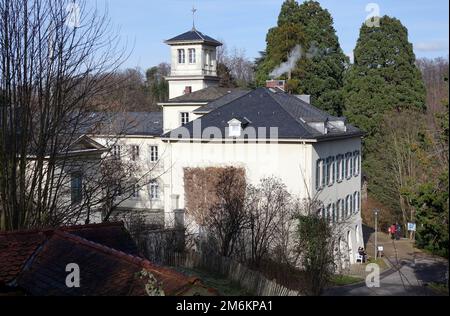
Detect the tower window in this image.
<box><xmin>188</xmin><ymin>48</ymin><xmax>196</xmax><ymax>63</ymax></box>
<box><xmin>178</xmin><ymin>49</ymin><xmax>185</xmax><ymax>64</ymax></box>
<box><xmin>205</xmin><ymin>51</ymin><xmax>210</xmax><ymax>66</ymax></box>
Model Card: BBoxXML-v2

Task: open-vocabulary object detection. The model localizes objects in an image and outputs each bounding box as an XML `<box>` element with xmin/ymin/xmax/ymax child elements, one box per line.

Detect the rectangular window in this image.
<box><xmin>130</xmin><ymin>145</ymin><xmax>140</xmax><ymax>161</ymax></box>
<box><xmin>149</xmin><ymin>181</ymin><xmax>160</xmax><ymax>200</ymax></box>
<box><xmin>188</xmin><ymin>48</ymin><xmax>196</xmax><ymax>63</ymax></box>
<box><xmin>178</xmin><ymin>49</ymin><xmax>185</xmax><ymax>64</ymax></box>
<box><xmin>112</xmin><ymin>145</ymin><xmax>121</xmax><ymax>160</ymax></box>
<box><xmin>150</xmin><ymin>146</ymin><xmax>159</xmax><ymax>162</ymax></box>
<box><xmin>353</xmin><ymin>151</ymin><xmax>360</xmax><ymax>176</ymax></box>
<box><xmin>181</xmin><ymin>112</ymin><xmax>189</xmax><ymax>126</ymax></box>
<box><xmin>131</xmin><ymin>182</ymin><xmax>139</xmax><ymax>199</ymax></box>
<box><xmin>71</xmin><ymin>173</ymin><xmax>82</xmax><ymax>205</ymax></box>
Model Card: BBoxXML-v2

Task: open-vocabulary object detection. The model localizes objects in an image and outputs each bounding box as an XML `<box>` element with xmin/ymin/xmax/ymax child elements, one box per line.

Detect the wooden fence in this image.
<box><xmin>161</xmin><ymin>251</ymin><xmax>301</xmax><ymax>296</ymax></box>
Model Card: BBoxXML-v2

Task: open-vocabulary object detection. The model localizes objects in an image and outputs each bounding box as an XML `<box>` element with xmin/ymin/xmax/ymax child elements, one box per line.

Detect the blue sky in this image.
<box><xmin>99</xmin><ymin>0</ymin><xmax>449</xmax><ymax>69</ymax></box>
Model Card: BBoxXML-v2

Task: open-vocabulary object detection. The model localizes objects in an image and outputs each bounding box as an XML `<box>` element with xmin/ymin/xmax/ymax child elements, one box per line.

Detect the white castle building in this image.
<box><xmin>89</xmin><ymin>26</ymin><xmax>364</xmax><ymax>263</ymax></box>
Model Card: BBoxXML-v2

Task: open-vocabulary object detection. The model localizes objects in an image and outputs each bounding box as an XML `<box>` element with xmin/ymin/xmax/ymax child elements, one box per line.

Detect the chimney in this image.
<box><xmin>184</xmin><ymin>86</ymin><xmax>192</xmax><ymax>95</ymax></box>
<box><xmin>266</xmin><ymin>80</ymin><xmax>286</xmax><ymax>91</ymax></box>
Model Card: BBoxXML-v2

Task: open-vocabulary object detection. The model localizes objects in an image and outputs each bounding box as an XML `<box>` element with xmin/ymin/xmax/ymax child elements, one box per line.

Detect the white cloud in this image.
<box><xmin>414</xmin><ymin>41</ymin><xmax>449</xmax><ymax>52</ymax></box>
<box><xmin>347</xmin><ymin>51</ymin><xmax>354</xmax><ymax>64</ymax></box>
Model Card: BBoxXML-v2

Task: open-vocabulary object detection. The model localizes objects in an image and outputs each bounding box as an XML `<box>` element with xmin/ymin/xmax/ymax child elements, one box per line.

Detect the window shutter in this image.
<box><xmin>316</xmin><ymin>160</ymin><xmax>321</xmax><ymax>190</ymax></box>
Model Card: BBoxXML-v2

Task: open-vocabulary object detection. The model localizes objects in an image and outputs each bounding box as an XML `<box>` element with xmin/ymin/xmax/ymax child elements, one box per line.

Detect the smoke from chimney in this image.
<box><xmin>269</xmin><ymin>45</ymin><xmax>303</xmax><ymax>79</ymax></box>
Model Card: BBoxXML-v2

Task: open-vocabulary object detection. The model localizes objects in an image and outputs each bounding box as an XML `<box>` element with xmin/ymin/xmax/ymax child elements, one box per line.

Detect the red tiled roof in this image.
<box><xmin>17</xmin><ymin>231</ymin><xmax>200</xmax><ymax>296</ymax></box>
<box><xmin>60</xmin><ymin>222</ymin><xmax>140</xmax><ymax>256</ymax></box>
<box><xmin>0</xmin><ymin>230</ymin><xmax>48</xmax><ymax>285</ymax></box>
<box><xmin>0</xmin><ymin>223</ymin><xmax>214</xmax><ymax>296</ymax></box>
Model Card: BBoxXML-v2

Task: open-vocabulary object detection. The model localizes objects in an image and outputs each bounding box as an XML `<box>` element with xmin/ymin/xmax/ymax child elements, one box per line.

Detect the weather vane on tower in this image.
<box><xmin>192</xmin><ymin>5</ymin><xmax>197</xmax><ymax>31</ymax></box>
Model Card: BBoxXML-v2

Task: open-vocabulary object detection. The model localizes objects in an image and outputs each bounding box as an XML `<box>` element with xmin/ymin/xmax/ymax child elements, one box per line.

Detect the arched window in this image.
<box><xmin>188</xmin><ymin>48</ymin><xmax>196</xmax><ymax>63</ymax></box>
<box><xmin>353</xmin><ymin>151</ymin><xmax>360</xmax><ymax>176</ymax></box>
<box><xmin>332</xmin><ymin>203</ymin><xmax>336</xmax><ymax>223</ymax></box>
<box><xmin>346</xmin><ymin>195</ymin><xmax>351</xmax><ymax>218</ymax></box>
<box><xmin>326</xmin><ymin>204</ymin><xmax>332</xmax><ymax>222</ymax></box>
<box><xmin>347</xmin><ymin>230</ymin><xmax>353</xmax><ymax>259</ymax></box>
<box><xmin>354</xmin><ymin>192</ymin><xmax>360</xmax><ymax>214</ymax></box>
<box><xmin>356</xmin><ymin>225</ymin><xmax>360</xmax><ymax>245</ymax></box>
<box><xmin>178</xmin><ymin>49</ymin><xmax>185</xmax><ymax>64</ymax></box>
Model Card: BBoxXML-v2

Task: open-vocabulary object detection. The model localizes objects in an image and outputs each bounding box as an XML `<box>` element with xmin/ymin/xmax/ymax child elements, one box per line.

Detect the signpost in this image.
<box><xmin>408</xmin><ymin>222</ymin><xmax>417</xmax><ymax>240</ymax></box>
<box><xmin>374</xmin><ymin>209</ymin><xmax>379</xmax><ymax>260</ymax></box>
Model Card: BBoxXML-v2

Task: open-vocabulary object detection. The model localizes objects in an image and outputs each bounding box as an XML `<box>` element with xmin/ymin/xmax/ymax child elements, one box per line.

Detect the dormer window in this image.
<box><xmin>188</xmin><ymin>48</ymin><xmax>196</xmax><ymax>63</ymax></box>
<box><xmin>178</xmin><ymin>49</ymin><xmax>185</xmax><ymax>64</ymax></box>
<box><xmin>228</xmin><ymin>118</ymin><xmax>242</xmax><ymax>137</ymax></box>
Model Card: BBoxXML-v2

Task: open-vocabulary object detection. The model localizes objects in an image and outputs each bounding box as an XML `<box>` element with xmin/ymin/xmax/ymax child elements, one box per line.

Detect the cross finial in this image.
<box><xmin>191</xmin><ymin>5</ymin><xmax>197</xmax><ymax>31</ymax></box>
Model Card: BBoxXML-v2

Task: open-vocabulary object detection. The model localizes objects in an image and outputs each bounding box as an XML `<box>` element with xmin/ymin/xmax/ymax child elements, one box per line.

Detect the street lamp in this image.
<box><xmin>374</xmin><ymin>209</ymin><xmax>379</xmax><ymax>260</ymax></box>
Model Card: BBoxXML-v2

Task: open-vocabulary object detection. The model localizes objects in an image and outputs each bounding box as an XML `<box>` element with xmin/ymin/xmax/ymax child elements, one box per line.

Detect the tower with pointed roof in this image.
<box><xmin>164</xmin><ymin>24</ymin><xmax>222</xmax><ymax>99</ymax></box>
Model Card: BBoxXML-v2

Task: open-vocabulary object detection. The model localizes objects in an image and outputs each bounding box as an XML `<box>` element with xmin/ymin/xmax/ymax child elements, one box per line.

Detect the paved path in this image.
<box><xmin>325</xmin><ymin>228</ymin><xmax>448</xmax><ymax>296</ymax></box>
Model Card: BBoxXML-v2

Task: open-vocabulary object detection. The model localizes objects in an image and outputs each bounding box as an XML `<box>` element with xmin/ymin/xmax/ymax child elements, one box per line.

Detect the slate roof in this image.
<box><xmin>163</xmin><ymin>87</ymin><xmax>363</xmax><ymax>141</ymax></box>
<box><xmin>0</xmin><ymin>223</ymin><xmax>212</xmax><ymax>296</ymax></box>
<box><xmin>165</xmin><ymin>29</ymin><xmax>222</xmax><ymax>47</ymax></box>
<box><xmin>193</xmin><ymin>89</ymin><xmax>251</xmax><ymax>114</ymax></box>
<box><xmin>165</xmin><ymin>87</ymin><xmax>240</xmax><ymax>104</ymax></box>
<box><xmin>88</xmin><ymin>112</ymin><xmax>163</xmax><ymax>136</ymax></box>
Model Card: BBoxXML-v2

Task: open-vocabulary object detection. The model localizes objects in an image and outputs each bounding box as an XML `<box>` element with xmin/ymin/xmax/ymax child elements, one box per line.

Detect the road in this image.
<box><xmin>324</xmin><ymin>228</ymin><xmax>448</xmax><ymax>296</ymax></box>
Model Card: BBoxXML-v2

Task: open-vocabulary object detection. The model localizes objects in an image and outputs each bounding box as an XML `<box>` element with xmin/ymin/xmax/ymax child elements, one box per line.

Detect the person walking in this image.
<box><xmin>389</xmin><ymin>223</ymin><xmax>396</xmax><ymax>240</ymax></box>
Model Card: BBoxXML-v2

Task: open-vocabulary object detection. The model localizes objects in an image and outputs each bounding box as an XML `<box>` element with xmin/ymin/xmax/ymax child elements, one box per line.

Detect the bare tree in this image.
<box><xmin>216</xmin><ymin>40</ymin><xmax>255</xmax><ymax>88</ymax></box>
<box><xmin>0</xmin><ymin>0</ymin><xmax>131</xmax><ymax>230</ymax></box>
<box><xmin>204</xmin><ymin>167</ymin><xmax>247</xmax><ymax>257</ymax></box>
<box><xmin>243</xmin><ymin>177</ymin><xmax>293</xmax><ymax>267</ymax></box>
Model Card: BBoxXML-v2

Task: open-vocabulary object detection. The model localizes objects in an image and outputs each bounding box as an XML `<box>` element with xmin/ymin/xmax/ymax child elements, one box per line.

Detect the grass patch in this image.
<box><xmin>366</xmin><ymin>258</ymin><xmax>388</xmax><ymax>270</ymax></box>
<box><xmin>172</xmin><ymin>266</ymin><xmax>252</xmax><ymax>296</ymax></box>
<box><xmin>330</xmin><ymin>275</ymin><xmax>363</xmax><ymax>286</ymax></box>
<box><xmin>428</xmin><ymin>282</ymin><xmax>449</xmax><ymax>296</ymax></box>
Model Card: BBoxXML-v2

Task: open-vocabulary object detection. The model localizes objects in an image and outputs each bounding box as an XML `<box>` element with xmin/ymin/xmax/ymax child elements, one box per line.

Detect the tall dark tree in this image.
<box><xmin>255</xmin><ymin>0</ymin><xmax>348</xmax><ymax>116</ymax></box>
<box><xmin>343</xmin><ymin>16</ymin><xmax>426</xmax><ymax>151</ymax></box>
<box><xmin>294</xmin><ymin>1</ymin><xmax>349</xmax><ymax>116</ymax></box>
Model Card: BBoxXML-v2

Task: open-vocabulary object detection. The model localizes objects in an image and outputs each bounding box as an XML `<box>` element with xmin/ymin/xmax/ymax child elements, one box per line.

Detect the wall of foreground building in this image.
<box><xmin>312</xmin><ymin>137</ymin><xmax>363</xmax><ymax>264</ymax></box>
